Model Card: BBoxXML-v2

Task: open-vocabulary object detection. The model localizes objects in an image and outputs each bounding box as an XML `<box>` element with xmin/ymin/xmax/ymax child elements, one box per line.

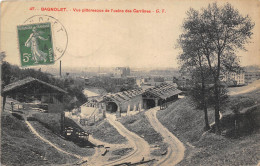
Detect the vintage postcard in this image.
<box><xmin>0</xmin><ymin>0</ymin><xmax>260</xmax><ymax>166</ymax></box>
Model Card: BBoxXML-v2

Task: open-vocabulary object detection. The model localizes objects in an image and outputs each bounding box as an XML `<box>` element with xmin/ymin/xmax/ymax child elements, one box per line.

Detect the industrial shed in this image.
<box><xmin>102</xmin><ymin>89</ymin><xmax>144</xmax><ymax>117</ymax></box>
<box><xmin>99</xmin><ymin>83</ymin><xmax>182</xmax><ymax>116</ymax></box>
<box><xmin>2</xmin><ymin>77</ymin><xmax>67</xmax><ymax>113</ymax></box>
<box><xmin>142</xmin><ymin>83</ymin><xmax>182</xmax><ymax>109</ymax></box>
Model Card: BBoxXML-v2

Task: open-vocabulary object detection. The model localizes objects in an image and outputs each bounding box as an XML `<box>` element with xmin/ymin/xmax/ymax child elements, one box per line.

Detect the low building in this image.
<box><xmin>102</xmin><ymin>89</ymin><xmax>144</xmax><ymax>117</ymax></box>
<box><xmin>2</xmin><ymin>77</ymin><xmax>68</xmax><ymax>134</ymax></box>
<box><xmin>83</xmin><ymin>87</ymin><xmax>107</xmax><ymax>101</ymax></box>
<box><xmin>142</xmin><ymin>83</ymin><xmax>182</xmax><ymax>110</ymax></box>
<box><xmin>164</xmin><ymin>76</ymin><xmax>174</xmax><ymax>84</ymax></box>
<box><xmin>222</xmin><ymin>71</ymin><xmax>245</xmax><ymax>86</ymax></box>
<box><xmin>2</xmin><ymin>77</ymin><xmax>67</xmax><ymax>113</ymax></box>
<box><xmin>175</xmin><ymin>75</ymin><xmax>192</xmax><ymax>89</ymax></box>
<box><xmin>113</xmin><ymin>67</ymin><xmax>130</xmax><ymax>78</ymax></box>
<box><xmin>245</xmin><ymin>71</ymin><xmax>260</xmax><ymax>84</ymax></box>
<box><xmin>98</xmin><ymin>83</ymin><xmax>182</xmax><ymax>117</ymax></box>
<box><xmin>143</xmin><ymin>77</ymin><xmax>164</xmax><ymax>86</ymax></box>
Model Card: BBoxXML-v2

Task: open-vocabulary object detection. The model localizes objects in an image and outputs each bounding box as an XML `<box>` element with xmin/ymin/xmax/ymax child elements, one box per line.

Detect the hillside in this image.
<box><xmin>1</xmin><ymin>112</ymin><xmax>78</xmax><ymax>165</ymax></box>
<box><xmin>65</xmin><ymin>116</ymin><xmax>127</xmax><ymax>144</ymax></box>
<box><xmin>157</xmin><ymin>90</ymin><xmax>260</xmax><ymax>165</ymax></box>
<box><xmin>120</xmin><ymin>112</ymin><xmax>168</xmax><ymax>157</ymax></box>
<box><xmin>228</xmin><ymin>80</ymin><xmax>260</xmax><ymax>96</ymax></box>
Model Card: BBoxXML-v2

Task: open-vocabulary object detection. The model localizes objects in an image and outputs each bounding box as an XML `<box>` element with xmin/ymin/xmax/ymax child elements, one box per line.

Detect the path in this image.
<box><xmin>25</xmin><ymin>121</ymin><xmax>82</xmax><ymax>159</ymax></box>
<box><xmin>70</xmin><ymin>114</ymin><xmax>150</xmax><ymax>166</ymax></box>
<box><xmin>103</xmin><ymin>114</ymin><xmax>151</xmax><ymax>165</ymax></box>
<box><xmin>228</xmin><ymin>80</ymin><xmax>260</xmax><ymax>96</ymax></box>
<box><xmin>25</xmin><ymin>110</ymin><xmax>151</xmax><ymax>165</ymax></box>
<box><xmin>68</xmin><ymin>115</ymin><xmax>135</xmax><ymax>165</ymax></box>
<box><xmin>145</xmin><ymin>107</ymin><xmax>185</xmax><ymax>166</ymax></box>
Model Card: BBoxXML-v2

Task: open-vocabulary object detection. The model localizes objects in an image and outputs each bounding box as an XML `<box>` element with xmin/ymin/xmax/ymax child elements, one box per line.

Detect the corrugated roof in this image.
<box><xmin>3</xmin><ymin>77</ymin><xmax>67</xmax><ymax>94</ymax></box>
<box><xmin>143</xmin><ymin>83</ymin><xmax>182</xmax><ymax>100</ymax></box>
<box><xmin>102</xmin><ymin>89</ymin><xmax>144</xmax><ymax>103</ymax></box>
<box><xmin>101</xmin><ymin>83</ymin><xmax>182</xmax><ymax>103</ymax></box>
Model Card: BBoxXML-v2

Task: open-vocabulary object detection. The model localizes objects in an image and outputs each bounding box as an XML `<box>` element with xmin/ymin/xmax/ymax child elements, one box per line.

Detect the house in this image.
<box><xmin>142</xmin><ymin>76</ymin><xmax>164</xmax><ymax>87</ymax></box>
<box><xmin>175</xmin><ymin>75</ymin><xmax>192</xmax><ymax>89</ymax></box>
<box><xmin>222</xmin><ymin>70</ymin><xmax>245</xmax><ymax>86</ymax></box>
<box><xmin>245</xmin><ymin>71</ymin><xmax>260</xmax><ymax>84</ymax></box>
<box><xmin>164</xmin><ymin>76</ymin><xmax>174</xmax><ymax>84</ymax></box>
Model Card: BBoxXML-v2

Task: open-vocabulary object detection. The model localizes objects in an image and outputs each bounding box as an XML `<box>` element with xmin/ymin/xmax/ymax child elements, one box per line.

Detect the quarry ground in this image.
<box><xmin>1</xmin><ymin>82</ymin><xmax>260</xmax><ymax>166</ymax></box>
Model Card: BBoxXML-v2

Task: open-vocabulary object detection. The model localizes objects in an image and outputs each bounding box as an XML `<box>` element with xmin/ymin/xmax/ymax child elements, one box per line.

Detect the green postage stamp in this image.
<box><xmin>17</xmin><ymin>22</ymin><xmax>54</xmax><ymax>66</ymax></box>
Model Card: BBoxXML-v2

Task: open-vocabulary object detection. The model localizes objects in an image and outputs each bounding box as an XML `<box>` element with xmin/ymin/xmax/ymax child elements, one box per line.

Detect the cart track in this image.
<box><xmin>25</xmin><ymin>120</ymin><xmax>82</xmax><ymax>159</ymax></box>
<box><xmin>145</xmin><ymin>107</ymin><xmax>185</xmax><ymax>166</ymax></box>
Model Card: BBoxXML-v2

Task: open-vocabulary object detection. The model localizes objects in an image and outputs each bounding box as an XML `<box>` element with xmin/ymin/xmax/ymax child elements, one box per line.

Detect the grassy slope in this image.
<box><xmin>108</xmin><ymin>148</ymin><xmax>134</xmax><ymax>161</ymax></box>
<box><xmin>157</xmin><ymin>92</ymin><xmax>260</xmax><ymax>165</ymax></box>
<box><xmin>67</xmin><ymin>117</ymin><xmax>128</xmax><ymax>144</ymax></box>
<box><xmin>87</xmin><ymin>120</ymin><xmax>128</xmax><ymax>144</ymax></box>
<box><xmin>226</xmin><ymin>89</ymin><xmax>260</xmax><ymax>113</ymax></box>
<box><xmin>157</xmin><ymin>97</ymin><xmax>215</xmax><ymax>143</ymax></box>
<box><xmin>1</xmin><ymin>112</ymin><xmax>77</xmax><ymax>166</ymax></box>
<box><xmin>29</xmin><ymin>121</ymin><xmax>95</xmax><ymax>156</ymax></box>
<box><xmin>120</xmin><ymin>112</ymin><xmax>168</xmax><ymax>156</ymax></box>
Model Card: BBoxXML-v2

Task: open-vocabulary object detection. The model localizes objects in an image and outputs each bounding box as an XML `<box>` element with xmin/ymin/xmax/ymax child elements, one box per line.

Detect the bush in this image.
<box><xmin>27</xmin><ymin>117</ymin><xmax>37</xmax><ymax>121</ymax></box>
<box><xmin>32</xmin><ymin>113</ymin><xmax>61</xmax><ymax>134</ymax></box>
<box><xmin>230</xmin><ymin>96</ymin><xmax>255</xmax><ymax>113</ymax></box>
<box><xmin>111</xmin><ymin>148</ymin><xmax>133</xmax><ymax>156</ymax></box>
<box><xmin>11</xmin><ymin>113</ymin><xmax>24</xmax><ymax>120</ymax></box>
<box><xmin>120</xmin><ymin>113</ymin><xmax>163</xmax><ymax>144</ymax></box>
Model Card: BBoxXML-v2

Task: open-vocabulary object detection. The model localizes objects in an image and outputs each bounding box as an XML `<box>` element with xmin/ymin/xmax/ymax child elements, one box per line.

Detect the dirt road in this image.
<box><xmin>228</xmin><ymin>80</ymin><xmax>260</xmax><ymax>96</ymax></box>
<box><xmin>85</xmin><ymin>114</ymin><xmax>151</xmax><ymax>165</ymax></box>
<box><xmin>145</xmin><ymin>107</ymin><xmax>185</xmax><ymax>166</ymax></box>
<box><xmin>25</xmin><ymin>121</ymin><xmax>82</xmax><ymax>159</ymax></box>
<box><xmin>26</xmin><ymin>114</ymin><xmax>151</xmax><ymax>165</ymax></box>
<box><xmin>103</xmin><ymin>114</ymin><xmax>151</xmax><ymax>165</ymax></box>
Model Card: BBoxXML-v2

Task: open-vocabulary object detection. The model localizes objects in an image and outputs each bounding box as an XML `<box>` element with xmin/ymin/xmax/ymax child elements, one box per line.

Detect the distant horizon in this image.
<box><xmin>5</xmin><ymin>60</ymin><xmax>260</xmax><ymax>71</ymax></box>
<box><xmin>4</xmin><ymin>60</ymin><xmax>260</xmax><ymax>76</ymax></box>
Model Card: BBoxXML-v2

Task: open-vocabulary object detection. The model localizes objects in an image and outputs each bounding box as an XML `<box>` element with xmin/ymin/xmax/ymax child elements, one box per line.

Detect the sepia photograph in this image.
<box><xmin>0</xmin><ymin>0</ymin><xmax>260</xmax><ymax>165</ymax></box>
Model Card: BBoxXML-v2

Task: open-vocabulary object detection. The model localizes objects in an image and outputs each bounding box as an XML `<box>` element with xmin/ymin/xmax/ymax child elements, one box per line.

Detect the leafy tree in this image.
<box><xmin>178</xmin><ymin>30</ymin><xmax>212</xmax><ymax>130</ymax></box>
<box><xmin>1</xmin><ymin>61</ymin><xmax>11</xmax><ymax>89</ymax></box>
<box><xmin>180</xmin><ymin>3</ymin><xmax>254</xmax><ymax>134</ymax></box>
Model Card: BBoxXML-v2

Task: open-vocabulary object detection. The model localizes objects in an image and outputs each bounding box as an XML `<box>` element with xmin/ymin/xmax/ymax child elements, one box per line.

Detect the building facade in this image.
<box><xmin>113</xmin><ymin>67</ymin><xmax>131</xmax><ymax>78</ymax></box>
<box><xmin>244</xmin><ymin>71</ymin><xmax>260</xmax><ymax>84</ymax></box>
<box><xmin>97</xmin><ymin>83</ymin><xmax>182</xmax><ymax>117</ymax></box>
<box><xmin>222</xmin><ymin>71</ymin><xmax>245</xmax><ymax>86</ymax></box>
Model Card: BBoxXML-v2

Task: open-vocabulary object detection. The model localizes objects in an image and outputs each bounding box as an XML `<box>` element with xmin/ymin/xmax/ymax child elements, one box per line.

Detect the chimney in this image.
<box><xmin>60</xmin><ymin>60</ymin><xmax>62</xmax><ymax>77</ymax></box>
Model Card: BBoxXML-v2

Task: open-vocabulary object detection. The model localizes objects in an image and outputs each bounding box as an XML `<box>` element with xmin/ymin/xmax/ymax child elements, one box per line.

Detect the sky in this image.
<box><xmin>1</xmin><ymin>0</ymin><xmax>260</xmax><ymax>69</ymax></box>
